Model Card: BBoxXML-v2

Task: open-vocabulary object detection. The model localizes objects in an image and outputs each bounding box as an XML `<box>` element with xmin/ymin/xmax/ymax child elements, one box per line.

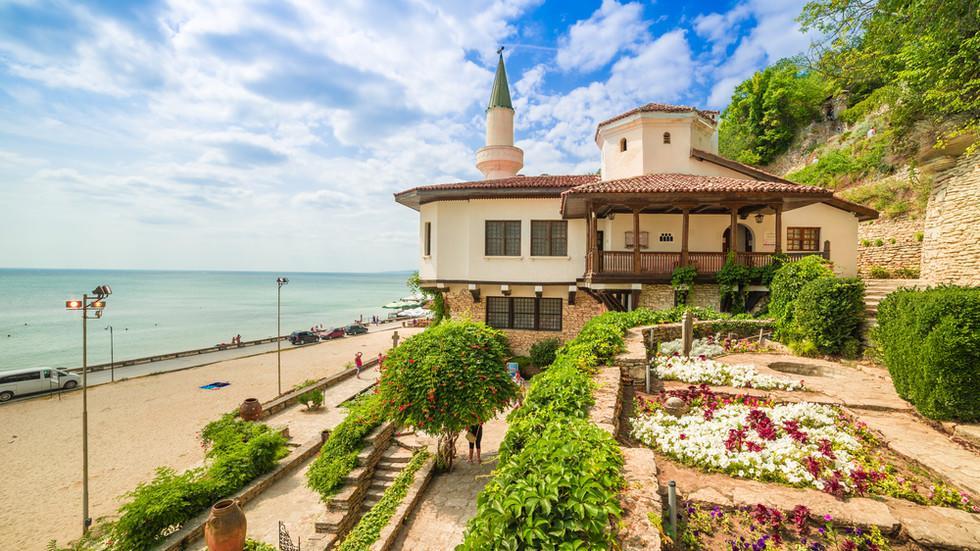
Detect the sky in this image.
<box><xmin>0</xmin><ymin>0</ymin><xmax>817</xmax><ymax>272</ymax></box>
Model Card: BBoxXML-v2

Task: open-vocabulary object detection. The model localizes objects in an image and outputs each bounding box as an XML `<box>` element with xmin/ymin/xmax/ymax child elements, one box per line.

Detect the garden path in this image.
<box><xmin>389</xmin><ymin>412</ymin><xmax>509</xmax><ymax>550</ymax></box>
<box><xmin>219</xmin><ymin>365</ymin><xmax>382</xmax><ymax>549</ymax></box>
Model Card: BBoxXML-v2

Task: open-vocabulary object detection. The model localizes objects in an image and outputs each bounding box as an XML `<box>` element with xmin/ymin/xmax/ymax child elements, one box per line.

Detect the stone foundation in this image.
<box><xmin>857</xmin><ymin>217</ymin><xmax>923</xmax><ymax>277</ymax></box>
<box><xmin>441</xmin><ymin>284</ymin><xmax>606</xmax><ymax>354</ymax></box>
<box><xmin>921</xmin><ymin>152</ymin><xmax>980</xmax><ymax>286</ymax></box>
<box><xmin>637</xmin><ymin>284</ymin><xmax>721</xmax><ymax>311</ymax></box>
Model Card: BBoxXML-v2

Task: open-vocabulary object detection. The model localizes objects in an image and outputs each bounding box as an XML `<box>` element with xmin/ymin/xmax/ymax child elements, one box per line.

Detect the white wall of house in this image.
<box><xmin>783</xmin><ymin>203</ymin><xmax>859</xmax><ymax>276</ymax></box>
<box><xmin>598</xmin><ymin>113</ymin><xmax>723</xmax><ymax>180</ymax></box>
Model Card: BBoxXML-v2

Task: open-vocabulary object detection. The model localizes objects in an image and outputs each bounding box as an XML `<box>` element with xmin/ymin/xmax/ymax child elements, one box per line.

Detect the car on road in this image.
<box><xmin>289</xmin><ymin>331</ymin><xmax>319</xmax><ymax>345</ymax></box>
<box><xmin>319</xmin><ymin>327</ymin><xmax>346</xmax><ymax>340</ymax></box>
<box><xmin>0</xmin><ymin>367</ymin><xmax>81</xmax><ymax>402</ymax></box>
<box><xmin>344</xmin><ymin>324</ymin><xmax>369</xmax><ymax>336</ymax></box>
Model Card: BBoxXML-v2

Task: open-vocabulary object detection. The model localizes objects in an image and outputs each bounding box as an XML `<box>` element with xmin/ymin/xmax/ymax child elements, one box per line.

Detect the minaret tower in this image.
<box><xmin>476</xmin><ymin>48</ymin><xmax>524</xmax><ymax>179</ymax></box>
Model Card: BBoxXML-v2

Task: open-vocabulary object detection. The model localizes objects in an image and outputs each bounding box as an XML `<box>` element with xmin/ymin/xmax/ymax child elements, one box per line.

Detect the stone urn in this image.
<box><xmin>239</xmin><ymin>398</ymin><xmax>262</xmax><ymax>421</ymax></box>
<box><xmin>204</xmin><ymin>499</ymin><xmax>246</xmax><ymax>551</ymax></box>
<box><xmin>663</xmin><ymin>396</ymin><xmax>690</xmax><ymax>418</ymax></box>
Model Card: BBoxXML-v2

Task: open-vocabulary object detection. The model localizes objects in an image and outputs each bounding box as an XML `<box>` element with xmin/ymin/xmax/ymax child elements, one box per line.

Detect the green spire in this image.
<box><xmin>487</xmin><ymin>49</ymin><xmax>513</xmax><ymax>110</ymax></box>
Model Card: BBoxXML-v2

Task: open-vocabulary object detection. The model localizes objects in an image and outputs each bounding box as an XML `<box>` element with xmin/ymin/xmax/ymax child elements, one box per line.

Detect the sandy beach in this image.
<box><xmin>0</xmin><ymin>326</ymin><xmax>420</xmax><ymax>550</ymax></box>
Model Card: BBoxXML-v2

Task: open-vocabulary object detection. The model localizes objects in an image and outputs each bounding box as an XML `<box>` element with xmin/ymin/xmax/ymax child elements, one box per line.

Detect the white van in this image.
<box><xmin>0</xmin><ymin>368</ymin><xmax>81</xmax><ymax>402</ymax></box>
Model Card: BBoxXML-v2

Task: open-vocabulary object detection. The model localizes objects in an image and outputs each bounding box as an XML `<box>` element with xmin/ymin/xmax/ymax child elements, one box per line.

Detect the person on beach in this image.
<box><xmin>354</xmin><ymin>352</ymin><xmax>363</xmax><ymax>379</ymax></box>
<box><xmin>235</xmin><ymin>334</ymin><xmax>241</xmax><ymax>346</ymax></box>
<box><xmin>466</xmin><ymin>424</ymin><xmax>484</xmax><ymax>464</ymax></box>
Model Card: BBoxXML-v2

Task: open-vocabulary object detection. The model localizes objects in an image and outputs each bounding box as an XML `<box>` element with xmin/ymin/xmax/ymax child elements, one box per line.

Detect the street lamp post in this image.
<box><xmin>106</xmin><ymin>325</ymin><xmax>114</xmax><ymax>382</ymax></box>
<box><xmin>276</xmin><ymin>277</ymin><xmax>289</xmax><ymax>396</ymax></box>
<box><xmin>65</xmin><ymin>284</ymin><xmax>111</xmax><ymax>535</ymax></box>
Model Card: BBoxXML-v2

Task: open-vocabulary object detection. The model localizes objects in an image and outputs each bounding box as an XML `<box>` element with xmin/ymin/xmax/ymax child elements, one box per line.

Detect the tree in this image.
<box><xmin>407</xmin><ymin>271</ymin><xmax>446</xmax><ymax>324</ymax></box>
<box><xmin>377</xmin><ymin>320</ymin><xmax>517</xmax><ymax>470</ymax></box>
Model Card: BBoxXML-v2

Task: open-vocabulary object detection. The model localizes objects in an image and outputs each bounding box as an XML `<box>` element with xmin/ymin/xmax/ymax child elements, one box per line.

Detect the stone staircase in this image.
<box><xmin>863</xmin><ymin>279</ymin><xmax>925</xmax><ymax>328</ymax></box>
<box><xmin>359</xmin><ymin>444</ymin><xmax>413</xmax><ymax>512</ymax></box>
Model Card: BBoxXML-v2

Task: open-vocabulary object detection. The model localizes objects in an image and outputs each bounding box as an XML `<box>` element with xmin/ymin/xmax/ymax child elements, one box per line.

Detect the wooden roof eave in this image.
<box><xmin>561</xmin><ymin>191</ymin><xmax>832</xmax><ymax>219</ymax></box>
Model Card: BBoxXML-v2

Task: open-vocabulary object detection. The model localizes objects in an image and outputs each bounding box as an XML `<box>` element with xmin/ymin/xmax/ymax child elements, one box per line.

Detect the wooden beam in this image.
<box><xmin>729</xmin><ymin>205</ymin><xmax>739</xmax><ymax>253</ymax></box>
<box><xmin>774</xmin><ymin>204</ymin><xmax>783</xmax><ymax>253</ymax></box>
<box><xmin>632</xmin><ymin>209</ymin><xmax>641</xmax><ymax>273</ymax></box>
<box><xmin>585</xmin><ymin>200</ymin><xmax>594</xmax><ymax>275</ymax></box>
<box><xmin>681</xmin><ymin>208</ymin><xmax>690</xmax><ymax>266</ymax></box>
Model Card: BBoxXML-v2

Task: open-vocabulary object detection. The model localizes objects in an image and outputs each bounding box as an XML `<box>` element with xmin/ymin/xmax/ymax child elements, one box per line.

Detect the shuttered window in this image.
<box><xmin>485</xmin><ymin>297</ymin><xmax>563</xmax><ymax>331</ymax></box>
<box><xmin>787</xmin><ymin>227</ymin><xmax>820</xmax><ymax>251</ymax></box>
<box><xmin>485</xmin><ymin>221</ymin><xmax>521</xmax><ymax>256</ymax></box>
<box><xmin>531</xmin><ymin>220</ymin><xmax>567</xmax><ymax>256</ymax></box>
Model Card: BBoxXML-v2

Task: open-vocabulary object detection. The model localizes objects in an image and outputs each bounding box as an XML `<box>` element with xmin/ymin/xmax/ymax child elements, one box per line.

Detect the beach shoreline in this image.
<box><xmin>0</xmin><ymin>324</ymin><xmax>422</xmax><ymax>550</ymax></box>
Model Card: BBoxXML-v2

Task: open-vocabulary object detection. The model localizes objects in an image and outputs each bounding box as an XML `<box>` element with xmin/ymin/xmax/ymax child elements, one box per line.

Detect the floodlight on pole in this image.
<box><xmin>276</xmin><ymin>277</ymin><xmax>289</xmax><ymax>396</ymax></box>
<box><xmin>65</xmin><ymin>284</ymin><xmax>111</xmax><ymax>535</ymax></box>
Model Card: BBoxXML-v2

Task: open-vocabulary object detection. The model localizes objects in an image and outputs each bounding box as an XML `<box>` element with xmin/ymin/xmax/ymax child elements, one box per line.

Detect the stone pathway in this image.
<box><xmin>228</xmin><ymin>366</ymin><xmax>382</xmax><ymax>548</ymax></box>
<box><xmin>390</xmin><ymin>413</ymin><xmax>509</xmax><ymax>550</ymax></box>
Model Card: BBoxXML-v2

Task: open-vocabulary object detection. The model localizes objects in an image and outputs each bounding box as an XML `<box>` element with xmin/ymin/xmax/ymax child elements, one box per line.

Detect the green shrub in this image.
<box><xmin>112</xmin><ymin>416</ymin><xmax>288</xmax><ymax>549</ymax></box>
<box><xmin>307</xmin><ymin>393</ymin><xmax>385</xmax><ymax>500</ymax></box>
<box><xmin>529</xmin><ymin>337</ymin><xmax>561</xmax><ymax>367</ymax></box>
<box><xmin>868</xmin><ymin>265</ymin><xmax>891</xmax><ymax>279</ymax></box>
<box><xmin>791</xmin><ymin>277</ymin><xmax>865</xmax><ymax>356</ymax></box>
<box><xmin>245</xmin><ymin>540</ymin><xmax>277</xmax><ymax>551</ymax></box>
<box><xmin>717</xmin><ymin>252</ymin><xmax>751</xmax><ymax>313</ymax></box>
<box><xmin>893</xmin><ymin>267</ymin><xmax>920</xmax><ymax>279</ymax></box>
<box><xmin>769</xmin><ymin>255</ymin><xmax>835</xmax><ymax>337</ymax></box>
<box><xmin>295</xmin><ymin>379</ymin><xmax>325</xmax><ymax>410</ymax></box>
<box><xmin>789</xmin><ymin>339</ymin><xmax>819</xmax><ymax>357</ymax></box>
<box><xmin>860</xmin><ymin>239</ymin><xmax>872</xmax><ymax>247</ymax></box>
<box><xmin>915</xmin><ymin>231</ymin><xmax>924</xmax><ymax>242</ymax></box>
<box><xmin>336</xmin><ymin>450</ymin><xmax>430</xmax><ymax>551</ymax></box>
<box><xmin>873</xmin><ymin>287</ymin><xmax>980</xmax><ymax>421</ymax></box>
<box><xmin>874</xmin><ymin>238</ymin><xmax>884</xmax><ymax>247</ymax></box>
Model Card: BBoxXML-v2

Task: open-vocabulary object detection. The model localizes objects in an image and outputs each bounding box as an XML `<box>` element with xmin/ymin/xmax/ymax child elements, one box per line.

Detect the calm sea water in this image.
<box><xmin>0</xmin><ymin>269</ymin><xmax>415</xmax><ymax>371</ymax></box>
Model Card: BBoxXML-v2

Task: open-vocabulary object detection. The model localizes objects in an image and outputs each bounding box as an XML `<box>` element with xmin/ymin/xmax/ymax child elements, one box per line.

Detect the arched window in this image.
<box><xmin>663</xmin><ymin>132</ymin><xmax>671</xmax><ymax>144</ymax></box>
<box><xmin>619</xmin><ymin>138</ymin><xmax>628</xmax><ymax>152</ymax></box>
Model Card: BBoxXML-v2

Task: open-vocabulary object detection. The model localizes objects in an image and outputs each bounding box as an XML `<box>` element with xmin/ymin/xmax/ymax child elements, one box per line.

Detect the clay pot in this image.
<box><xmin>204</xmin><ymin>499</ymin><xmax>246</xmax><ymax>551</ymax></box>
<box><xmin>239</xmin><ymin>398</ymin><xmax>262</xmax><ymax>421</ymax></box>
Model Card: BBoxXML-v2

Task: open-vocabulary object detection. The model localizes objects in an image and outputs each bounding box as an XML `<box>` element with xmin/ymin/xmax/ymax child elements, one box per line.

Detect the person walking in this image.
<box><xmin>466</xmin><ymin>423</ymin><xmax>484</xmax><ymax>464</ymax></box>
<box><xmin>354</xmin><ymin>352</ymin><xmax>364</xmax><ymax>379</ymax></box>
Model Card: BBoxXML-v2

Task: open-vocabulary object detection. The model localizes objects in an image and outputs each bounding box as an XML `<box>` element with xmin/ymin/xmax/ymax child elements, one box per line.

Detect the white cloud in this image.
<box><xmin>556</xmin><ymin>0</ymin><xmax>648</xmax><ymax>72</ymax></box>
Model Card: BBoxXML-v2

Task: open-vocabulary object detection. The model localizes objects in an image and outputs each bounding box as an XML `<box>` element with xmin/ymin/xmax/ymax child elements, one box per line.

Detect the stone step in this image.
<box><xmin>315</xmin><ymin>510</ymin><xmax>347</xmax><ymax>534</ymax></box>
<box><xmin>376</xmin><ymin>461</ymin><xmax>406</xmax><ymax>472</ymax></box>
<box><xmin>373</xmin><ymin>470</ymin><xmax>399</xmax><ymax>482</ymax></box>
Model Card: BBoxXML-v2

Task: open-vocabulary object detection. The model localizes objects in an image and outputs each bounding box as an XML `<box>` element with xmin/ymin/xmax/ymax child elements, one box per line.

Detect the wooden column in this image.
<box><xmin>729</xmin><ymin>205</ymin><xmax>739</xmax><ymax>254</ymax></box>
<box><xmin>632</xmin><ymin>209</ymin><xmax>641</xmax><ymax>273</ymax></box>
<box><xmin>681</xmin><ymin>208</ymin><xmax>690</xmax><ymax>266</ymax></box>
<box><xmin>774</xmin><ymin>205</ymin><xmax>783</xmax><ymax>253</ymax></box>
<box><xmin>585</xmin><ymin>201</ymin><xmax>594</xmax><ymax>275</ymax></box>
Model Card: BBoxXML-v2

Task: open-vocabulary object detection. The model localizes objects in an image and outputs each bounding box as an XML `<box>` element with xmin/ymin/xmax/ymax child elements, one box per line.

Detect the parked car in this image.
<box><xmin>289</xmin><ymin>331</ymin><xmax>319</xmax><ymax>345</ymax></box>
<box><xmin>319</xmin><ymin>327</ymin><xmax>346</xmax><ymax>340</ymax></box>
<box><xmin>0</xmin><ymin>367</ymin><xmax>80</xmax><ymax>402</ymax></box>
<box><xmin>344</xmin><ymin>324</ymin><xmax>369</xmax><ymax>336</ymax></box>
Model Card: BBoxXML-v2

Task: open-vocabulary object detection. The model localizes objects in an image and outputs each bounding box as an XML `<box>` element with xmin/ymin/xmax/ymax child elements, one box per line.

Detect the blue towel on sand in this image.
<box><xmin>200</xmin><ymin>381</ymin><xmax>230</xmax><ymax>390</ymax></box>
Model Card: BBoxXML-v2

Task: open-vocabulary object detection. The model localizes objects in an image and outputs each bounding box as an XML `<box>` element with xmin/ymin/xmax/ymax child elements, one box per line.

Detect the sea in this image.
<box><xmin>0</xmin><ymin>269</ymin><xmax>415</xmax><ymax>371</ymax></box>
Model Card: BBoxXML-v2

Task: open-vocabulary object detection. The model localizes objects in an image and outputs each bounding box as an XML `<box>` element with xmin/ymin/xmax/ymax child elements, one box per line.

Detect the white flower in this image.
<box><xmin>651</xmin><ymin>356</ymin><xmax>803</xmax><ymax>391</ymax></box>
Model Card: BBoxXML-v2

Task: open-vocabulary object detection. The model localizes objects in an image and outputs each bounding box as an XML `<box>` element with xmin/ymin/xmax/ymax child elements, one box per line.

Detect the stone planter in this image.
<box><xmin>239</xmin><ymin>398</ymin><xmax>262</xmax><ymax>421</ymax></box>
<box><xmin>204</xmin><ymin>499</ymin><xmax>246</xmax><ymax>551</ymax></box>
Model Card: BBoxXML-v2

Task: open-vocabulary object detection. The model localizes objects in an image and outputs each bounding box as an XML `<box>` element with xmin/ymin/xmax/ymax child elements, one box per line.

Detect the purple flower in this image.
<box><xmin>823</xmin><ymin>514</ymin><xmax>833</xmax><ymax>521</ymax></box>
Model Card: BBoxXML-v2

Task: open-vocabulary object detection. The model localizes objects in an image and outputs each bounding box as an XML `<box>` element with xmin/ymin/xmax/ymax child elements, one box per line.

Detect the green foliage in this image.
<box><xmin>112</xmin><ymin>416</ymin><xmax>288</xmax><ymax>550</ymax></box>
<box><xmin>307</xmin><ymin>393</ymin><xmax>385</xmax><ymax>500</ymax></box>
<box><xmin>670</xmin><ymin>265</ymin><xmax>697</xmax><ymax>289</ymax></box>
<box><xmin>407</xmin><ymin>270</ymin><xmax>445</xmax><ymax>324</ymax></box>
<box><xmin>336</xmin><ymin>450</ymin><xmax>430</xmax><ymax>551</ymax></box>
<box><xmin>841</xmin><ymin>172</ymin><xmax>931</xmax><ymax>218</ymax></box>
<box><xmin>378</xmin><ymin>320</ymin><xmax>516</xmax><ymax>468</ymax></box>
<box><xmin>295</xmin><ymin>379</ymin><xmax>325</xmax><ymax>410</ymax></box>
<box><xmin>893</xmin><ymin>267</ymin><xmax>920</xmax><ymax>279</ymax></box>
<box><xmin>244</xmin><ymin>540</ymin><xmax>278</xmax><ymax>551</ymax></box>
<box><xmin>768</xmin><ymin>255</ymin><xmax>835</xmax><ymax>337</ymax></box>
<box><xmin>868</xmin><ymin>265</ymin><xmax>890</xmax><ymax>279</ymax></box>
<box><xmin>528</xmin><ymin>337</ymin><xmax>561</xmax><ymax>367</ymax></box>
<box><xmin>915</xmin><ymin>231</ymin><xmax>924</xmax><ymax>242</ymax></box>
<box><xmin>459</xmin><ymin>418</ymin><xmax>624</xmax><ymax>550</ymax></box>
<box><xmin>873</xmin><ymin>286</ymin><xmax>980</xmax><ymax>421</ymax></box>
<box><xmin>791</xmin><ymin>277</ymin><xmax>865</xmax><ymax>356</ymax></box>
<box><xmin>751</xmin><ymin>253</ymin><xmax>787</xmax><ymax>286</ymax></box>
<box><xmin>787</xmin><ymin>137</ymin><xmax>890</xmax><ymax>189</ymax></box>
<box><xmin>717</xmin><ymin>252</ymin><xmax>751</xmax><ymax>313</ymax></box>
<box><xmin>719</xmin><ymin>58</ymin><xmax>828</xmax><ymax>165</ymax></box>
<box><xmin>800</xmin><ymin>0</ymin><xmax>980</xmax><ymax>149</ymax></box>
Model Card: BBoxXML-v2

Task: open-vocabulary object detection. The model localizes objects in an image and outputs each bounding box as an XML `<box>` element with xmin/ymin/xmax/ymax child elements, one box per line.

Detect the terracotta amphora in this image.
<box><xmin>239</xmin><ymin>398</ymin><xmax>262</xmax><ymax>421</ymax></box>
<box><xmin>204</xmin><ymin>498</ymin><xmax>246</xmax><ymax>551</ymax></box>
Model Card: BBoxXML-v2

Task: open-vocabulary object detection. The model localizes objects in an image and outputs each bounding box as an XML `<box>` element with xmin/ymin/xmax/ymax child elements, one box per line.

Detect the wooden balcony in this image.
<box><xmin>590</xmin><ymin>250</ymin><xmax>825</xmax><ymax>282</ymax></box>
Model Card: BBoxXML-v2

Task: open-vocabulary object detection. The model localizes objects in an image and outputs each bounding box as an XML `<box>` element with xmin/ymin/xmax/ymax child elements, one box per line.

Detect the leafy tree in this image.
<box><xmin>378</xmin><ymin>320</ymin><xmax>516</xmax><ymax>470</ymax></box>
<box><xmin>407</xmin><ymin>270</ymin><xmax>446</xmax><ymax>324</ymax></box>
<box><xmin>800</xmin><ymin>0</ymin><xmax>980</xmax><ymax>149</ymax></box>
<box><xmin>719</xmin><ymin>58</ymin><xmax>828</xmax><ymax>165</ymax></box>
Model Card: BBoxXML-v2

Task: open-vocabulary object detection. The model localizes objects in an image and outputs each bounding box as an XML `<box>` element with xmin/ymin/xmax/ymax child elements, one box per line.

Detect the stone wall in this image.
<box><xmin>637</xmin><ymin>284</ymin><xmax>721</xmax><ymax>311</ymax></box>
<box><xmin>921</xmin><ymin>152</ymin><xmax>980</xmax><ymax>286</ymax></box>
<box><xmin>857</xmin><ymin>217</ymin><xmax>923</xmax><ymax>277</ymax></box>
<box><xmin>442</xmin><ymin>285</ymin><xmax>606</xmax><ymax>354</ymax></box>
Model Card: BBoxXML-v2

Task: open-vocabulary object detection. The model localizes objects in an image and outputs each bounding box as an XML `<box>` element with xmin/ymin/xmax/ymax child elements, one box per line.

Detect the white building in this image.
<box><xmin>395</xmin><ymin>53</ymin><xmax>877</xmax><ymax>350</ymax></box>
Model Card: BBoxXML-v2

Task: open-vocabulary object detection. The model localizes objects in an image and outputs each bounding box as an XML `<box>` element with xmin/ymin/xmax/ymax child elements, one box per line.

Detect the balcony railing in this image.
<box><xmin>594</xmin><ymin>250</ymin><xmax>825</xmax><ymax>277</ymax></box>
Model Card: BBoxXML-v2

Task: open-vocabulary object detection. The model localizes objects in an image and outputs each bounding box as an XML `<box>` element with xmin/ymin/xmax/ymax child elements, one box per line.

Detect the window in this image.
<box><xmin>423</xmin><ymin>222</ymin><xmax>432</xmax><ymax>256</ymax></box>
<box><xmin>531</xmin><ymin>220</ymin><xmax>567</xmax><ymax>256</ymax></box>
<box><xmin>485</xmin><ymin>297</ymin><xmax>563</xmax><ymax>331</ymax></box>
<box><xmin>625</xmin><ymin>231</ymin><xmax>649</xmax><ymax>249</ymax></box>
<box><xmin>485</xmin><ymin>221</ymin><xmax>521</xmax><ymax>256</ymax></box>
<box><xmin>787</xmin><ymin>227</ymin><xmax>820</xmax><ymax>251</ymax></box>
<box><xmin>620</xmin><ymin>137</ymin><xmax>628</xmax><ymax>152</ymax></box>
<box><xmin>0</xmin><ymin>371</ymin><xmax>40</xmax><ymax>383</ymax></box>
<box><xmin>663</xmin><ymin>132</ymin><xmax>671</xmax><ymax>144</ymax></box>
<box><xmin>659</xmin><ymin>232</ymin><xmax>674</xmax><ymax>242</ymax></box>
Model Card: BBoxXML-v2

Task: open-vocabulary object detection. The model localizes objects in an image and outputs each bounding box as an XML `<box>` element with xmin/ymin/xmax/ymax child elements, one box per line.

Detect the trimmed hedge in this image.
<box><xmin>460</xmin><ymin>307</ymin><xmax>729</xmax><ymax>549</ymax></box>
<box><xmin>874</xmin><ymin>286</ymin><xmax>980</xmax><ymax>421</ymax></box>
<box><xmin>769</xmin><ymin>255</ymin><xmax>834</xmax><ymax>336</ymax></box>
<box><xmin>792</xmin><ymin>277</ymin><xmax>865</xmax><ymax>357</ymax></box>
<box><xmin>307</xmin><ymin>393</ymin><xmax>385</xmax><ymax>500</ymax></box>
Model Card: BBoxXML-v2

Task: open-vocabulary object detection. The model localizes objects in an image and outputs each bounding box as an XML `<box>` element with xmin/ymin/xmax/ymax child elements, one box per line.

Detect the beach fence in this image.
<box><xmin>63</xmin><ymin>336</ymin><xmax>288</xmax><ymax>375</ymax></box>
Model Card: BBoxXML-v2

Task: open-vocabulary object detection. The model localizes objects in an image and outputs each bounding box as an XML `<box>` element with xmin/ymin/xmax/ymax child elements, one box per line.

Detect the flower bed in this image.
<box><xmin>659</xmin><ymin>335</ymin><xmax>776</xmax><ymax>358</ymax></box>
<box><xmin>632</xmin><ymin>387</ymin><xmax>978</xmax><ymax>511</ymax></box>
<box><xmin>653</xmin><ymin>355</ymin><xmax>804</xmax><ymax>390</ymax></box>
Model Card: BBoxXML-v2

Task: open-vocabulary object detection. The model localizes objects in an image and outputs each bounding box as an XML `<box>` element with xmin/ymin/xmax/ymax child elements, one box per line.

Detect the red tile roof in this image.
<box><xmin>595</xmin><ymin>103</ymin><xmax>719</xmax><ymax>138</ymax></box>
<box><xmin>563</xmin><ymin>173</ymin><xmax>830</xmax><ymax>196</ymax></box>
<box><xmin>397</xmin><ymin>174</ymin><xmax>599</xmax><ymax>195</ymax></box>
